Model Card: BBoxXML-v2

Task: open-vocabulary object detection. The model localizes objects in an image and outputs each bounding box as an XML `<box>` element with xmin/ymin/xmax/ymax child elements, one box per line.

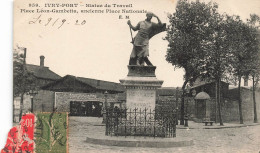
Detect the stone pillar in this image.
<box><xmin>120</xmin><ymin>66</ymin><xmax>163</xmax><ymax>111</ymax></box>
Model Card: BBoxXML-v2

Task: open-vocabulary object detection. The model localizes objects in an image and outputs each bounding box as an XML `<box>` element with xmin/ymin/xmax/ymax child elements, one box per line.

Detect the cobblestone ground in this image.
<box><xmin>69</xmin><ymin>117</ymin><xmax>260</xmax><ymax>153</ymax></box>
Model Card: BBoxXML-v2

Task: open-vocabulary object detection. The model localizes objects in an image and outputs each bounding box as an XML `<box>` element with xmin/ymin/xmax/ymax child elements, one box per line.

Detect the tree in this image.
<box><xmin>13</xmin><ymin>46</ymin><xmax>36</xmax><ymax>120</ymax></box>
<box><xmin>251</xmin><ymin>56</ymin><xmax>260</xmax><ymax>123</ymax></box>
<box><xmin>165</xmin><ymin>0</ymin><xmax>218</xmax><ymax>125</ymax></box>
<box><xmin>225</xmin><ymin>15</ymin><xmax>260</xmax><ymax>124</ymax></box>
<box><xmin>166</xmin><ymin>0</ymin><xmax>250</xmax><ymax>126</ymax></box>
<box><xmin>201</xmin><ymin>12</ymin><xmax>236</xmax><ymax>126</ymax></box>
<box><xmin>228</xmin><ymin>16</ymin><xmax>250</xmax><ymax>124</ymax></box>
<box><xmin>225</xmin><ymin>16</ymin><xmax>247</xmax><ymax>124</ymax></box>
<box><xmin>246</xmin><ymin>14</ymin><xmax>260</xmax><ymax>123</ymax></box>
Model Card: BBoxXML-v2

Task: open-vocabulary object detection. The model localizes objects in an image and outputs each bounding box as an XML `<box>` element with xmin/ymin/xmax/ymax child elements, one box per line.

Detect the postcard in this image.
<box><xmin>1</xmin><ymin>0</ymin><xmax>260</xmax><ymax>152</ymax></box>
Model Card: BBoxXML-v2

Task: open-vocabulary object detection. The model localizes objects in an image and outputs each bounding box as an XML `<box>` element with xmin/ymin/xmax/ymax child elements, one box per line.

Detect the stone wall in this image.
<box><xmin>33</xmin><ymin>90</ymin><xmax>55</xmax><ymax>112</ymax></box>
<box><xmin>216</xmin><ymin>99</ymin><xmax>240</xmax><ymax>122</ymax></box>
<box><xmin>213</xmin><ymin>88</ymin><xmax>260</xmax><ymax>123</ymax></box>
<box><xmin>156</xmin><ymin>87</ymin><xmax>260</xmax><ymax>123</ymax></box>
<box><xmin>13</xmin><ymin>90</ymin><xmax>55</xmax><ymax>122</ymax></box>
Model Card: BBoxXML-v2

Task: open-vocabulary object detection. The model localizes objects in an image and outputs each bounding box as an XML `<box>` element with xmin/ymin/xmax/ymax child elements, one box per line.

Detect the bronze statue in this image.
<box><xmin>127</xmin><ymin>12</ymin><xmax>166</xmax><ymax>66</ymax></box>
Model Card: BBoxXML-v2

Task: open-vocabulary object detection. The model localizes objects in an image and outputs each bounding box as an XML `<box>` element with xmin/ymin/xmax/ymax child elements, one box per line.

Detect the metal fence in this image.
<box><xmin>105</xmin><ymin>107</ymin><xmax>176</xmax><ymax>138</ymax></box>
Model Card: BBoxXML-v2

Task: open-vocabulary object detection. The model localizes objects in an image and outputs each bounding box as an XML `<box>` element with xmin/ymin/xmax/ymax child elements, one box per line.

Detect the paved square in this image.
<box><xmin>69</xmin><ymin>117</ymin><xmax>260</xmax><ymax>153</ymax></box>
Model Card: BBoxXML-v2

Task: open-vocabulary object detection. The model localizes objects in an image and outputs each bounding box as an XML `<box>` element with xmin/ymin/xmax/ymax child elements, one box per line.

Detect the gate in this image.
<box><xmin>70</xmin><ymin>101</ymin><xmax>102</xmax><ymax>116</ymax></box>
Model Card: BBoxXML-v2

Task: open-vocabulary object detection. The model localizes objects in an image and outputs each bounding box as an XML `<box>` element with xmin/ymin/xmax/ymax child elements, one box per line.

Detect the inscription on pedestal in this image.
<box><xmin>126</xmin><ymin>89</ymin><xmax>156</xmax><ymax>110</ymax></box>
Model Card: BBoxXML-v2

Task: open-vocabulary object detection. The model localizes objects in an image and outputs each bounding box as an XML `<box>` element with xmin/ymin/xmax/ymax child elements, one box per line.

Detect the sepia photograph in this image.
<box><xmin>1</xmin><ymin>0</ymin><xmax>260</xmax><ymax>152</ymax></box>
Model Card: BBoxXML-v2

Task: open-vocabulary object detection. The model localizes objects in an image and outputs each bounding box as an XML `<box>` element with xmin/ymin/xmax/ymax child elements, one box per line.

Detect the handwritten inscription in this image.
<box><xmin>29</xmin><ymin>15</ymin><xmax>86</xmax><ymax>29</ymax></box>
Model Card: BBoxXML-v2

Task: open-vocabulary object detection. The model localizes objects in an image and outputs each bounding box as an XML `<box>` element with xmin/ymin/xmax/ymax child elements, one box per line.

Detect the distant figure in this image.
<box><xmin>127</xmin><ymin>12</ymin><xmax>166</xmax><ymax>66</ymax></box>
<box><xmin>114</xmin><ymin>106</ymin><xmax>120</xmax><ymax>116</ymax></box>
<box><xmin>114</xmin><ymin>106</ymin><xmax>120</xmax><ymax>127</ymax></box>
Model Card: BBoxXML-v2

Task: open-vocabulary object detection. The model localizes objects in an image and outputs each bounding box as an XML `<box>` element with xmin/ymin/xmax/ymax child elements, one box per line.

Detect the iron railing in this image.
<box><xmin>105</xmin><ymin>107</ymin><xmax>176</xmax><ymax>138</ymax></box>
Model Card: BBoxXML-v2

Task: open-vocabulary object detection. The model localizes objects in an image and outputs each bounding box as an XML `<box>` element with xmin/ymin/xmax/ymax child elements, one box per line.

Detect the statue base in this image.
<box><xmin>120</xmin><ymin>65</ymin><xmax>163</xmax><ymax>111</ymax></box>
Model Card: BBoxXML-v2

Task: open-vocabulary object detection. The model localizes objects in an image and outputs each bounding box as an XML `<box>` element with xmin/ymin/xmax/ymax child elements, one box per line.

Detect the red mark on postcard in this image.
<box><xmin>1</xmin><ymin>113</ymin><xmax>35</xmax><ymax>153</ymax></box>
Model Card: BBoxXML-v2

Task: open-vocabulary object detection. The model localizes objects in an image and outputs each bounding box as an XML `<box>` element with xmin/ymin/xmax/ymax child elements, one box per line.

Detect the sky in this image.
<box><xmin>13</xmin><ymin>0</ymin><xmax>260</xmax><ymax>87</ymax></box>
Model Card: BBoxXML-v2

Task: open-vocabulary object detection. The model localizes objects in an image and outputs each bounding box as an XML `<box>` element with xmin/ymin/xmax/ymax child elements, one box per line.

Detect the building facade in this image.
<box><xmin>34</xmin><ymin>75</ymin><xmax>126</xmax><ymax>117</ymax></box>
<box><xmin>13</xmin><ymin>56</ymin><xmax>61</xmax><ymax>122</ymax></box>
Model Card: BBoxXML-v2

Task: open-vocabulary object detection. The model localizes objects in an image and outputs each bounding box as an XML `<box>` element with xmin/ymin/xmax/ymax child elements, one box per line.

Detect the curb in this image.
<box><xmin>203</xmin><ymin>123</ymin><xmax>260</xmax><ymax>129</ymax></box>
<box><xmin>86</xmin><ymin>136</ymin><xmax>194</xmax><ymax>148</ymax></box>
<box><xmin>176</xmin><ymin>123</ymin><xmax>260</xmax><ymax>129</ymax></box>
<box><xmin>93</xmin><ymin>124</ymin><xmax>105</xmax><ymax>126</ymax></box>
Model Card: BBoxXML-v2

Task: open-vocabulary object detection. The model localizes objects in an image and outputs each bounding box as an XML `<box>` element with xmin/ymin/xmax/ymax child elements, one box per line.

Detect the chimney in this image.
<box><xmin>244</xmin><ymin>75</ymin><xmax>248</xmax><ymax>86</ymax></box>
<box><xmin>40</xmin><ymin>55</ymin><xmax>45</xmax><ymax>67</ymax></box>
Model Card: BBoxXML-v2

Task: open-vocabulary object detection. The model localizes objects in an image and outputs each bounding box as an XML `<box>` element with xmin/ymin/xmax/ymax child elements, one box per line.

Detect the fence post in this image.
<box><xmin>154</xmin><ymin>111</ymin><xmax>156</xmax><ymax>138</ymax></box>
<box><xmin>105</xmin><ymin>109</ymin><xmax>108</xmax><ymax>136</ymax></box>
<box><xmin>134</xmin><ymin>108</ymin><xmax>137</xmax><ymax>137</ymax></box>
<box><xmin>144</xmin><ymin>108</ymin><xmax>147</xmax><ymax>138</ymax></box>
<box><xmin>125</xmin><ymin>108</ymin><xmax>128</xmax><ymax>138</ymax></box>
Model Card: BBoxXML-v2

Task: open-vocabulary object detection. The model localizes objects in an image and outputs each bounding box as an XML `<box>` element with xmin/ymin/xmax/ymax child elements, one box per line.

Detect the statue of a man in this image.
<box><xmin>127</xmin><ymin>12</ymin><xmax>166</xmax><ymax>66</ymax></box>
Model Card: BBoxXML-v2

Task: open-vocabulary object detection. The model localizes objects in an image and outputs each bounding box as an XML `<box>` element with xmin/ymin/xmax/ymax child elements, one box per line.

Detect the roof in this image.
<box><xmin>227</xmin><ymin>86</ymin><xmax>252</xmax><ymax>100</ymax></box>
<box><xmin>156</xmin><ymin>87</ymin><xmax>179</xmax><ymax>96</ymax></box>
<box><xmin>76</xmin><ymin>76</ymin><xmax>125</xmax><ymax>92</ymax></box>
<box><xmin>194</xmin><ymin>91</ymin><xmax>210</xmax><ymax>100</ymax></box>
<box><xmin>229</xmin><ymin>86</ymin><xmax>252</xmax><ymax>90</ymax></box>
<box><xmin>42</xmin><ymin>75</ymin><xmax>125</xmax><ymax>93</ymax></box>
<box><xmin>191</xmin><ymin>79</ymin><xmax>229</xmax><ymax>89</ymax></box>
<box><xmin>26</xmin><ymin>64</ymin><xmax>61</xmax><ymax>80</ymax></box>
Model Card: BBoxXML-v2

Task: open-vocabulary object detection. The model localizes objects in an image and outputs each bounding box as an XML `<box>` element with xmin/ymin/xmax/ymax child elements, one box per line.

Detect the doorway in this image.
<box><xmin>195</xmin><ymin>100</ymin><xmax>206</xmax><ymax>119</ymax></box>
<box><xmin>70</xmin><ymin>101</ymin><xmax>102</xmax><ymax>117</ymax></box>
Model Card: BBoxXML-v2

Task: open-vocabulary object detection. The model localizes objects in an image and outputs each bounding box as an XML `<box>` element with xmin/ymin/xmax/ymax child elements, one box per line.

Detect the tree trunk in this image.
<box><xmin>215</xmin><ymin>82</ymin><xmax>217</xmax><ymax>123</ymax></box>
<box><xmin>19</xmin><ymin>48</ymin><xmax>27</xmax><ymax>121</ymax></box>
<box><xmin>217</xmin><ymin>78</ymin><xmax>223</xmax><ymax>126</ymax></box>
<box><xmin>13</xmin><ymin>97</ymin><xmax>15</xmax><ymax>122</ymax></box>
<box><xmin>176</xmin><ymin>88</ymin><xmax>179</xmax><ymax>125</ymax></box>
<box><xmin>238</xmin><ymin>76</ymin><xmax>244</xmax><ymax>124</ymax></box>
<box><xmin>252</xmin><ymin>75</ymin><xmax>258</xmax><ymax>123</ymax></box>
<box><xmin>19</xmin><ymin>93</ymin><xmax>24</xmax><ymax>121</ymax></box>
<box><xmin>180</xmin><ymin>80</ymin><xmax>188</xmax><ymax>125</ymax></box>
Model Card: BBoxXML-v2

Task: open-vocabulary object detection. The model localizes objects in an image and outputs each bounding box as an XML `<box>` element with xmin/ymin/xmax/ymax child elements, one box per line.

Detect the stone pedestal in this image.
<box><xmin>120</xmin><ymin>66</ymin><xmax>163</xmax><ymax>111</ymax></box>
